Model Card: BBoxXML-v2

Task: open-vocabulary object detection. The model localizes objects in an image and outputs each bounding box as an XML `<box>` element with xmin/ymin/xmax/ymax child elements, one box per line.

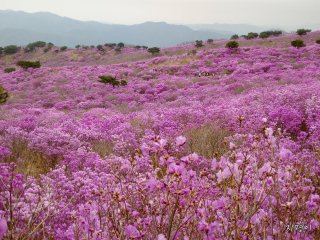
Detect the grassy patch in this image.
<box><xmin>185</xmin><ymin>123</ymin><xmax>232</xmax><ymax>159</ymax></box>
<box><xmin>91</xmin><ymin>140</ymin><xmax>114</xmax><ymax>158</ymax></box>
<box><xmin>6</xmin><ymin>140</ymin><xmax>60</xmax><ymax>177</ymax></box>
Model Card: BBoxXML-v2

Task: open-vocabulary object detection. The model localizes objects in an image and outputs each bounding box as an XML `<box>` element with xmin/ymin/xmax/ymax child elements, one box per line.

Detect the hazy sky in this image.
<box><xmin>1</xmin><ymin>0</ymin><xmax>319</xmax><ymax>27</ymax></box>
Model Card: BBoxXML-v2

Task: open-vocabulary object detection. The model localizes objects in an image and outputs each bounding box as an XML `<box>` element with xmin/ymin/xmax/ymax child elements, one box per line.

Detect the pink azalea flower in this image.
<box><xmin>175</xmin><ymin>135</ymin><xmax>186</xmax><ymax>146</ymax></box>
<box><xmin>125</xmin><ymin>224</ymin><xmax>140</xmax><ymax>238</ymax></box>
<box><xmin>157</xmin><ymin>234</ymin><xmax>167</xmax><ymax>240</ymax></box>
<box><xmin>0</xmin><ymin>218</ymin><xmax>7</xmax><ymax>239</ymax></box>
<box><xmin>279</xmin><ymin>147</ymin><xmax>293</xmax><ymax>162</ymax></box>
<box><xmin>216</xmin><ymin>167</ymin><xmax>231</xmax><ymax>183</ymax></box>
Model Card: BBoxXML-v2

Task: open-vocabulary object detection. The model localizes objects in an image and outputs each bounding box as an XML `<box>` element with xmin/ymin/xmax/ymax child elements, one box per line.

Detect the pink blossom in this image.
<box><xmin>157</xmin><ymin>234</ymin><xmax>167</xmax><ymax>240</ymax></box>
<box><xmin>0</xmin><ymin>218</ymin><xmax>7</xmax><ymax>239</ymax></box>
<box><xmin>279</xmin><ymin>148</ymin><xmax>293</xmax><ymax>162</ymax></box>
<box><xmin>175</xmin><ymin>135</ymin><xmax>186</xmax><ymax>146</ymax></box>
<box><xmin>125</xmin><ymin>225</ymin><xmax>140</xmax><ymax>238</ymax></box>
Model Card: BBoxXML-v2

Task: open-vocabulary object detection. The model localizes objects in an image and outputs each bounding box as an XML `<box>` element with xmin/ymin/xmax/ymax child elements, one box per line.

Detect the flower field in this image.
<box><xmin>0</xmin><ymin>33</ymin><xmax>320</xmax><ymax>239</ymax></box>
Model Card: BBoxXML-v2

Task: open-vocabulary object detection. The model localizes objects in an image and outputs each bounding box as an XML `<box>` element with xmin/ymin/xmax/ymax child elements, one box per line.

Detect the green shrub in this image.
<box><xmin>3</xmin><ymin>45</ymin><xmax>19</xmax><ymax>55</ymax></box>
<box><xmin>142</xmin><ymin>46</ymin><xmax>148</xmax><ymax>49</ymax></box>
<box><xmin>195</xmin><ymin>40</ymin><xmax>204</xmax><ymax>48</ymax></box>
<box><xmin>97</xmin><ymin>45</ymin><xmax>104</xmax><ymax>51</ymax></box>
<box><xmin>230</xmin><ymin>34</ymin><xmax>239</xmax><ymax>40</ymax></box>
<box><xmin>0</xmin><ymin>47</ymin><xmax>3</xmax><ymax>54</ymax></box>
<box><xmin>75</xmin><ymin>45</ymin><xmax>81</xmax><ymax>48</ymax></box>
<box><xmin>25</xmin><ymin>41</ymin><xmax>46</xmax><ymax>52</ymax></box>
<box><xmin>148</xmin><ymin>47</ymin><xmax>160</xmax><ymax>55</ymax></box>
<box><xmin>207</xmin><ymin>39</ymin><xmax>214</xmax><ymax>44</ymax></box>
<box><xmin>226</xmin><ymin>41</ymin><xmax>239</xmax><ymax>49</ymax></box>
<box><xmin>245</xmin><ymin>32</ymin><xmax>259</xmax><ymax>39</ymax></box>
<box><xmin>117</xmin><ymin>42</ymin><xmax>125</xmax><ymax>48</ymax></box>
<box><xmin>16</xmin><ymin>60</ymin><xmax>41</xmax><ymax>69</ymax></box>
<box><xmin>135</xmin><ymin>45</ymin><xmax>141</xmax><ymax>49</ymax></box>
<box><xmin>291</xmin><ymin>39</ymin><xmax>305</xmax><ymax>48</ymax></box>
<box><xmin>296</xmin><ymin>29</ymin><xmax>311</xmax><ymax>36</ymax></box>
<box><xmin>259</xmin><ymin>32</ymin><xmax>270</xmax><ymax>39</ymax></box>
<box><xmin>272</xmin><ymin>30</ymin><xmax>283</xmax><ymax>36</ymax></box>
<box><xmin>259</xmin><ymin>30</ymin><xmax>283</xmax><ymax>39</ymax></box>
<box><xmin>4</xmin><ymin>67</ymin><xmax>16</xmax><ymax>73</ymax></box>
<box><xmin>99</xmin><ymin>75</ymin><xmax>116</xmax><ymax>83</ymax></box>
<box><xmin>98</xmin><ymin>75</ymin><xmax>127</xmax><ymax>88</ymax></box>
<box><xmin>60</xmin><ymin>46</ymin><xmax>68</xmax><ymax>51</ymax></box>
<box><xmin>120</xmin><ymin>80</ymin><xmax>128</xmax><ymax>86</ymax></box>
<box><xmin>0</xmin><ymin>85</ymin><xmax>9</xmax><ymax>104</ymax></box>
<box><xmin>316</xmin><ymin>39</ymin><xmax>320</xmax><ymax>44</ymax></box>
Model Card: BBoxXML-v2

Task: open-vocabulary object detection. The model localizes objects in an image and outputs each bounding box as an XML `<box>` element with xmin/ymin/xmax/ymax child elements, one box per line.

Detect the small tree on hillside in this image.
<box><xmin>60</xmin><ymin>46</ymin><xmax>68</xmax><ymax>51</ymax></box>
<box><xmin>246</xmin><ymin>32</ymin><xmax>259</xmax><ymax>39</ymax></box>
<box><xmin>226</xmin><ymin>41</ymin><xmax>239</xmax><ymax>49</ymax></box>
<box><xmin>291</xmin><ymin>39</ymin><xmax>305</xmax><ymax>48</ymax></box>
<box><xmin>195</xmin><ymin>40</ymin><xmax>204</xmax><ymax>48</ymax></box>
<box><xmin>207</xmin><ymin>39</ymin><xmax>214</xmax><ymax>44</ymax></box>
<box><xmin>16</xmin><ymin>60</ymin><xmax>41</xmax><ymax>69</ymax></box>
<box><xmin>117</xmin><ymin>42</ymin><xmax>125</xmax><ymax>48</ymax></box>
<box><xmin>25</xmin><ymin>41</ymin><xmax>46</xmax><ymax>52</ymax></box>
<box><xmin>148</xmin><ymin>47</ymin><xmax>160</xmax><ymax>55</ymax></box>
<box><xmin>4</xmin><ymin>67</ymin><xmax>16</xmax><ymax>73</ymax></box>
<box><xmin>230</xmin><ymin>34</ymin><xmax>239</xmax><ymax>40</ymax></box>
<box><xmin>296</xmin><ymin>29</ymin><xmax>311</xmax><ymax>36</ymax></box>
<box><xmin>3</xmin><ymin>45</ymin><xmax>19</xmax><ymax>55</ymax></box>
<box><xmin>316</xmin><ymin>39</ymin><xmax>320</xmax><ymax>44</ymax></box>
<box><xmin>259</xmin><ymin>32</ymin><xmax>270</xmax><ymax>39</ymax></box>
<box><xmin>98</xmin><ymin>75</ymin><xmax>128</xmax><ymax>88</ymax></box>
<box><xmin>97</xmin><ymin>45</ymin><xmax>104</xmax><ymax>51</ymax></box>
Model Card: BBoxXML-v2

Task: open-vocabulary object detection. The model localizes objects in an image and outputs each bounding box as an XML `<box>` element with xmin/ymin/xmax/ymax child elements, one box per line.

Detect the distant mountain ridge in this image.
<box><xmin>188</xmin><ymin>23</ymin><xmax>268</xmax><ymax>36</ymax></box>
<box><xmin>0</xmin><ymin>10</ymin><xmax>233</xmax><ymax>47</ymax></box>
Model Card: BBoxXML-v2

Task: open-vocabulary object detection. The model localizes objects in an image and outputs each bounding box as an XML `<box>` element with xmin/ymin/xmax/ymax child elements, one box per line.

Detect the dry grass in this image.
<box><xmin>91</xmin><ymin>140</ymin><xmax>114</xmax><ymax>158</ymax></box>
<box><xmin>130</xmin><ymin>118</ymin><xmax>154</xmax><ymax>138</ymax></box>
<box><xmin>6</xmin><ymin>140</ymin><xmax>60</xmax><ymax>177</ymax></box>
<box><xmin>185</xmin><ymin>123</ymin><xmax>232</xmax><ymax>159</ymax></box>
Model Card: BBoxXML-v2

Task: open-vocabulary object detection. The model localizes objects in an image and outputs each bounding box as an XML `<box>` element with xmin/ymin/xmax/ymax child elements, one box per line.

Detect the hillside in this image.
<box><xmin>1</xmin><ymin>31</ymin><xmax>320</xmax><ymax>68</ymax></box>
<box><xmin>0</xmin><ymin>32</ymin><xmax>320</xmax><ymax>239</ymax></box>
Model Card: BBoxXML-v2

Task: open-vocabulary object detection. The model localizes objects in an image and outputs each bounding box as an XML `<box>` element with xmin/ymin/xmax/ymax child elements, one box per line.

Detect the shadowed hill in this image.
<box><xmin>0</xmin><ymin>10</ymin><xmax>230</xmax><ymax>47</ymax></box>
